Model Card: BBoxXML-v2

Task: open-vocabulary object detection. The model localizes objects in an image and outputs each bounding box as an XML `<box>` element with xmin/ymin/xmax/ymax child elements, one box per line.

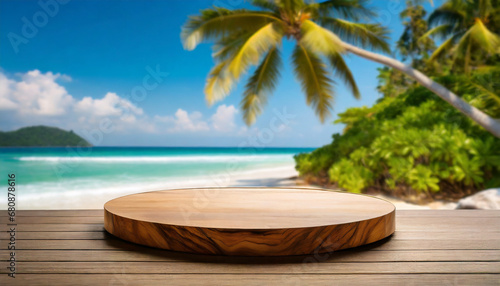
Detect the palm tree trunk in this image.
<box><xmin>341</xmin><ymin>42</ymin><xmax>500</xmax><ymax>138</ymax></box>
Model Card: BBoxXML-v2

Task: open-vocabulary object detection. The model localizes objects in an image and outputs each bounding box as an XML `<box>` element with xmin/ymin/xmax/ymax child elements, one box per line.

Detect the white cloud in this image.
<box><xmin>0</xmin><ymin>72</ymin><xmax>17</xmax><ymax>110</ymax></box>
<box><xmin>6</xmin><ymin>70</ymin><xmax>74</xmax><ymax>116</ymax></box>
<box><xmin>156</xmin><ymin>109</ymin><xmax>210</xmax><ymax>133</ymax></box>
<box><xmin>75</xmin><ymin>92</ymin><xmax>143</xmax><ymax>118</ymax></box>
<box><xmin>0</xmin><ymin>70</ymin><xmax>146</xmax><ymax>133</ymax></box>
<box><xmin>211</xmin><ymin>104</ymin><xmax>237</xmax><ymax>132</ymax></box>
<box><xmin>0</xmin><ymin>69</ymin><xmax>246</xmax><ymax>140</ymax></box>
<box><xmin>153</xmin><ymin>105</ymin><xmax>240</xmax><ymax>134</ymax></box>
<box><xmin>59</xmin><ymin>74</ymin><xmax>73</xmax><ymax>82</ymax></box>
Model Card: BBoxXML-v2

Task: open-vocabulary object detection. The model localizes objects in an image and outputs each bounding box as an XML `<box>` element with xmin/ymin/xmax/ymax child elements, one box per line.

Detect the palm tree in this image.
<box><xmin>397</xmin><ymin>0</ymin><xmax>435</xmax><ymax>64</ymax></box>
<box><xmin>376</xmin><ymin>67</ymin><xmax>409</xmax><ymax>98</ymax></box>
<box><xmin>424</xmin><ymin>0</ymin><xmax>500</xmax><ymax>73</ymax></box>
<box><xmin>181</xmin><ymin>0</ymin><xmax>500</xmax><ymax>137</ymax></box>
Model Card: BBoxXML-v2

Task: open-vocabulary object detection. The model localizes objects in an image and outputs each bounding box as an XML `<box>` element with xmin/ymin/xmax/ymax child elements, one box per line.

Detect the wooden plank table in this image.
<box><xmin>1</xmin><ymin>210</ymin><xmax>499</xmax><ymax>285</ymax></box>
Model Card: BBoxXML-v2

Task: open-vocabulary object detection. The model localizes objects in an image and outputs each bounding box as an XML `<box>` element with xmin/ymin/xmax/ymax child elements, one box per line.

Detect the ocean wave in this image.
<box><xmin>16</xmin><ymin>154</ymin><xmax>292</xmax><ymax>163</ymax></box>
<box><xmin>0</xmin><ymin>164</ymin><xmax>297</xmax><ymax>209</ymax></box>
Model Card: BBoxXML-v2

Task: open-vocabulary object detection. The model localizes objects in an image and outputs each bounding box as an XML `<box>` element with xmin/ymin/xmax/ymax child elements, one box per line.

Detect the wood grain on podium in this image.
<box><xmin>104</xmin><ymin>187</ymin><xmax>395</xmax><ymax>256</ymax></box>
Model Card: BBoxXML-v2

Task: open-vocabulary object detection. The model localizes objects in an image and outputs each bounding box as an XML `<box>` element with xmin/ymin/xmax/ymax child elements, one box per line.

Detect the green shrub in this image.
<box><xmin>295</xmin><ymin>73</ymin><xmax>500</xmax><ymax>198</ymax></box>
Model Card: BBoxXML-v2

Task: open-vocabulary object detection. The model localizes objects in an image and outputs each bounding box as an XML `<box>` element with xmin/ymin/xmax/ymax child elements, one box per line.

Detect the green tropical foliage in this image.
<box><xmin>376</xmin><ymin>67</ymin><xmax>410</xmax><ymax>98</ymax></box>
<box><xmin>295</xmin><ymin>79</ymin><xmax>500</xmax><ymax>200</ymax></box>
<box><xmin>181</xmin><ymin>0</ymin><xmax>389</xmax><ymax>125</ymax></box>
<box><xmin>182</xmin><ymin>0</ymin><xmax>500</xmax><ymax>201</ymax></box>
<box><xmin>397</xmin><ymin>0</ymin><xmax>435</xmax><ymax>64</ymax></box>
<box><xmin>424</xmin><ymin>0</ymin><xmax>500</xmax><ymax>73</ymax></box>
<box><xmin>295</xmin><ymin>0</ymin><xmax>500</xmax><ymax>201</ymax></box>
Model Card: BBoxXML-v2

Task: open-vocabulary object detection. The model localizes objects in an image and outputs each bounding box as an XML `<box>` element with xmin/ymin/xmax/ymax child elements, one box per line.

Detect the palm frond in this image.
<box><xmin>478</xmin><ymin>0</ymin><xmax>493</xmax><ymax>19</ymax></box>
<box><xmin>469</xmin><ymin>19</ymin><xmax>500</xmax><ymax>54</ymax></box>
<box><xmin>204</xmin><ymin>60</ymin><xmax>234</xmax><ymax>105</ymax></box>
<box><xmin>428</xmin><ymin>3</ymin><xmax>465</xmax><ymax>28</ymax></box>
<box><xmin>228</xmin><ymin>22</ymin><xmax>283</xmax><ymax>79</ymax></box>
<box><xmin>464</xmin><ymin>67</ymin><xmax>500</xmax><ymax>117</ymax></box>
<box><xmin>328</xmin><ymin>53</ymin><xmax>360</xmax><ymax>99</ymax></box>
<box><xmin>278</xmin><ymin>0</ymin><xmax>306</xmax><ymax>21</ymax></box>
<box><xmin>241</xmin><ymin>47</ymin><xmax>282</xmax><ymax>125</ymax></box>
<box><xmin>292</xmin><ymin>44</ymin><xmax>334</xmax><ymax>122</ymax></box>
<box><xmin>470</xmin><ymin>81</ymin><xmax>500</xmax><ymax>105</ymax></box>
<box><xmin>449</xmin><ymin>20</ymin><xmax>500</xmax><ymax>70</ymax></box>
<box><xmin>420</xmin><ymin>24</ymin><xmax>455</xmax><ymax>41</ymax></box>
<box><xmin>212</xmin><ymin>31</ymin><xmax>252</xmax><ymax>61</ymax></box>
<box><xmin>300</xmin><ymin>20</ymin><xmax>344</xmax><ymax>56</ymax></box>
<box><xmin>399</xmin><ymin>0</ymin><xmax>431</xmax><ymax>19</ymax></box>
<box><xmin>317</xmin><ymin>0</ymin><xmax>376</xmax><ymax>21</ymax></box>
<box><xmin>181</xmin><ymin>8</ymin><xmax>281</xmax><ymax>50</ymax></box>
<box><xmin>251</xmin><ymin>0</ymin><xmax>280</xmax><ymax>13</ymax></box>
<box><xmin>429</xmin><ymin>32</ymin><xmax>463</xmax><ymax>61</ymax></box>
<box><xmin>319</xmin><ymin>17</ymin><xmax>390</xmax><ymax>53</ymax></box>
<box><xmin>464</xmin><ymin>39</ymin><xmax>471</xmax><ymax>73</ymax></box>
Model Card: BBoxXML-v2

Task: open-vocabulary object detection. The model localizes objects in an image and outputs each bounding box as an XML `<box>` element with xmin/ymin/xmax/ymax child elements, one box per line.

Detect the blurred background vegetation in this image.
<box><xmin>295</xmin><ymin>0</ymin><xmax>500</xmax><ymax>203</ymax></box>
<box><xmin>0</xmin><ymin>126</ymin><xmax>91</xmax><ymax>147</ymax></box>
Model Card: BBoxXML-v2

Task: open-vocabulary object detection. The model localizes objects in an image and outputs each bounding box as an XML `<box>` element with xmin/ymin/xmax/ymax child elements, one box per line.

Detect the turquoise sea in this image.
<box><xmin>0</xmin><ymin>147</ymin><xmax>313</xmax><ymax>208</ymax></box>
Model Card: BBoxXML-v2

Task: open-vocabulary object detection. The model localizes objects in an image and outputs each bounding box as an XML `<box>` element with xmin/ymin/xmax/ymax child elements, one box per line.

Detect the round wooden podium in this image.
<box><xmin>104</xmin><ymin>187</ymin><xmax>395</xmax><ymax>256</ymax></box>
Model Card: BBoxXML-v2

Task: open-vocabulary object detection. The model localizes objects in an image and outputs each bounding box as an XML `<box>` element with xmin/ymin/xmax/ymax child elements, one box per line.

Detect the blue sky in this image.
<box><xmin>0</xmin><ymin>0</ymin><xmax>440</xmax><ymax>147</ymax></box>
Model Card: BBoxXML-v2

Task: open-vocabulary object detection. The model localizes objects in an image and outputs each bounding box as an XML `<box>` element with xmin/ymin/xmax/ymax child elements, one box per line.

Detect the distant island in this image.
<box><xmin>0</xmin><ymin>126</ymin><xmax>92</xmax><ymax>147</ymax></box>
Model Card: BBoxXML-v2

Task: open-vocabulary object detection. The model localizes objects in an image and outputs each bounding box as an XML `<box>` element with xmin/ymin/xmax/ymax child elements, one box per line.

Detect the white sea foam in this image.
<box><xmin>0</xmin><ymin>165</ymin><xmax>298</xmax><ymax>209</ymax></box>
<box><xmin>16</xmin><ymin>155</ymin><xmax>292</xmax><ymax>163</ymax></box>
